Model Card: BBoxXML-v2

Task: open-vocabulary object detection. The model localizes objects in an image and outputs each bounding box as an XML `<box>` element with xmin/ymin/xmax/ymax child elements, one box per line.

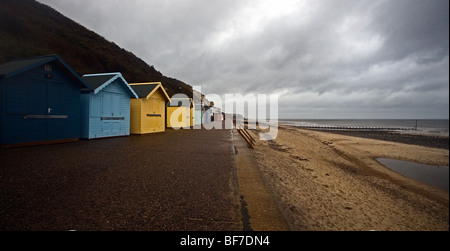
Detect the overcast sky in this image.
<box><xmin>37</xmin><ymin>0</ymin><xmax>449</xmax><ymax>119</ymax></box>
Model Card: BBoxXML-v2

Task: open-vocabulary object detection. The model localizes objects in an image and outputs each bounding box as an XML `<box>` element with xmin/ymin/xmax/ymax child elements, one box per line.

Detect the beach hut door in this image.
<box><xmin>22</xmin><ymin>80</ymin><xmax>67</xmax><ymax>141</ymax></box>
<box><xmin>101</xmin><ymin>92</ymin><xmax>122</xmax><ymax>134</ymax></box>
<box><xmin>46</xmin><ymin>82</ymin><xmax>66</xmax><ymax>140</ymax></box>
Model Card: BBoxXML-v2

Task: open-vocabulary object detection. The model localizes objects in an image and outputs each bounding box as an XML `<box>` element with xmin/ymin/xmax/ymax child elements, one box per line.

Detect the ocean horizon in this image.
<box><xmin>277</xmin><ymin>119</ymin><xmax>449</xmax><ymax>136</ymax></box>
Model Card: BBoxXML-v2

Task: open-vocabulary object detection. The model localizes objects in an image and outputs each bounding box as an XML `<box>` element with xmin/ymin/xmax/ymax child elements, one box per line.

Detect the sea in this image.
<box><xmin>278</xmin><ymin>119</ymin><xmax>449</xmax><ymax>137</ymax></box>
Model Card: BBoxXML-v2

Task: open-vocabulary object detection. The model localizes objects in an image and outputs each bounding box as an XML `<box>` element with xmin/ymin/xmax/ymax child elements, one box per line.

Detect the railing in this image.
<box><xmin>236</xmin><ymin>125</ymin><xmax>256</xmax><ymax>149</ymax></box>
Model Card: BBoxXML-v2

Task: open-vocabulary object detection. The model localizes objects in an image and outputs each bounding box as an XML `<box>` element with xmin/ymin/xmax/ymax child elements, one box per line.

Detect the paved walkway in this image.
<box><xmin>0</xmin><ymin>124</ymin><xmax>289</xmax><ymax>231</ymax></box>
<box><xmin>1</xmin><ymin>126</ymin><xmax>239</xmax><ymax>230</ymax></box>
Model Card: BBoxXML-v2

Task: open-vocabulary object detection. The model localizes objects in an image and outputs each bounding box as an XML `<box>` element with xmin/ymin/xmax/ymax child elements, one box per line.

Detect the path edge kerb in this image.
<box><xmin>232</xmin><ymin>129</ymin><xmax>293</xmax><ymax>231</ymax></box>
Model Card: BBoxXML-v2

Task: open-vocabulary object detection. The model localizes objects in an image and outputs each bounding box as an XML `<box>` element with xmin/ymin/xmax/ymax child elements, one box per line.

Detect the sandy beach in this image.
<box><xmin>250</xmin><ymin>126</ymin><xmax>449</xmax><ymax>231</ymax></box>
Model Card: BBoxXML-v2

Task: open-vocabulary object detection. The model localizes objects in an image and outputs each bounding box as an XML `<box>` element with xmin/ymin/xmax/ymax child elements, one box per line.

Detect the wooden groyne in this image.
<box><xmin>297</xmin><ymin>126</ymin><xmax>416</xmax><ymax>131</ymax></box>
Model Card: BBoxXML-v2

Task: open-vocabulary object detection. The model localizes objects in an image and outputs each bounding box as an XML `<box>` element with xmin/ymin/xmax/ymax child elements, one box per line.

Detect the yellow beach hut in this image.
<box><xmin>129</xmin><ymin>82</ymin><xmax>170</xmax><ymax>134</ymax></box>
<box><xmin>166</xmin><ymin>98</ymin><xmax>194</xmax><ymax>129</ymax></box>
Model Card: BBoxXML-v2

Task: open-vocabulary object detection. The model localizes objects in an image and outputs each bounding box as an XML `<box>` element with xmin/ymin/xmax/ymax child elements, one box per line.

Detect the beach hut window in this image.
<box><xmin>44</xmin><ymin>64</ymin><xmax>52</xmax><ymax>72</ymax></box>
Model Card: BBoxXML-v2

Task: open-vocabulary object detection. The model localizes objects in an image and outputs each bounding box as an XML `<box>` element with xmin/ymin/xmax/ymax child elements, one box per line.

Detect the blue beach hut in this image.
<box><xmin>0</xmin><ymin>55</ymin><xmax>90</xmax><ymax>147</ymax></box>
<box><xmin>80</xmin><ymin>73</ymin><xmax>138</xmax><ymax>139</ymax></box>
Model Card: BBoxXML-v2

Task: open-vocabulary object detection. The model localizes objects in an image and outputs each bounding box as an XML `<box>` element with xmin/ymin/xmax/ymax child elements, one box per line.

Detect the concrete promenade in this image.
<box><xmin>0</xmin><ymin>124</ymin><xmax>289</xmax><ymax>231</ymax></box>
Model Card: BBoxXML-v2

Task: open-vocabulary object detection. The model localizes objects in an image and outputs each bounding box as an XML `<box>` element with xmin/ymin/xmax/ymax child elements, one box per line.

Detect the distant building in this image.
<box><xmin>192</xmin><ymin>90</ymin><xmax>203</xmax><ymax>127</ymax></box>
<box><xmin>0</xmin><ymin>54</ymin><xmax>90</xmax><ymax>147</ymax></box>
<box><xmin>211</xmin><ymin>107</ymin><xmax>223</xmax><ymax>122</ymax></box>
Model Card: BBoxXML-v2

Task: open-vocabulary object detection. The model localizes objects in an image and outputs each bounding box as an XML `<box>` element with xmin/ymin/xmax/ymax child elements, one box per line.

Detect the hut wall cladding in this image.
<box><xmin>140</xmin><ymin>90</ymin><xmax>165</xmax><ymax>133</ymax></box>
<box><xmin>129</xmin><ymin>96</ymin><xmax>142</xmax><ymax>134</ymax></box>
<box><xmin>80</xmin><ymin>78</ymin><xmax>133</xmax><ymax>139</ymax></box>
<box><xmin>1</xmin><ymin>61</ymin><xmax>82</xmax><ymax>145</ymax></box>
<box><xmin>190</xmin><ymin>107</ymin><xmax>195</xmax><ymax>127</ymax></box>
<box><xmin>166</xmin><ymin>106</ymin><xmax>190</xmax><ymax>128</ymax></box>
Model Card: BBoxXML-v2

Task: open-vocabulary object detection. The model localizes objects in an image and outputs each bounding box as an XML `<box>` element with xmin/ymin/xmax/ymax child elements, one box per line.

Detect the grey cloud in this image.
<box><xmin>371</xmin><ymin>0</ymin><xmax>449</xmax><ymax>62</ymax></box>
<box><xmin>37</xmin><ymin>0</ymin><xmax>449</xmax><ymax>119</ymax></box>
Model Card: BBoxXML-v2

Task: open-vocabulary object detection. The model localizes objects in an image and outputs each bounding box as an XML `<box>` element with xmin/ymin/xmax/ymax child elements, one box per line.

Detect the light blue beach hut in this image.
<box><xmin>80</xmin><ymin>73</ymin><xmax>138</xmax><ymax>139</ymax></box>
<box><xmin>194</xmin><ymin>103</ymin><xmax>202</xmax><ymax>126</ymax></box>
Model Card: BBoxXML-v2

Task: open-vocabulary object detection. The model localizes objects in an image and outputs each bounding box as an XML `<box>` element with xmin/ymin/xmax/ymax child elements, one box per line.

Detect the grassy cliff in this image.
<box><xmin>0</xmin><ymin>0</ymin><xmax>193</xmax><ymax>97</ymax></box>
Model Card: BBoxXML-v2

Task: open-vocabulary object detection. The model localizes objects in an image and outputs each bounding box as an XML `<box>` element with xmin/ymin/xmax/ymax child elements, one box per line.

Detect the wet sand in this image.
<box><xmin>318</xmin><ymin>130</ymin><xmax>449</xmax><ymax>149</ymax></box>
<box><xmin>250</xmin><ymin>126</ymin><xmax>449</xmax><ymax>231</ymax></box>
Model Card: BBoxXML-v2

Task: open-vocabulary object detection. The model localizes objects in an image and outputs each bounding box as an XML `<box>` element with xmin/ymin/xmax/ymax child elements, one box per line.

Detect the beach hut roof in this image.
<box><xmin>129</xmin><ymin>82</ymin><xmax>171</xmax><ymax>101</ymax></box>
<box><xmin>168</xmin><ymin>98</ymin><xmax>194</xmax><ymax>108</ymax></box>
<box><xmin>82</xmin><ymin>72</ymin><xmax>138</xmax><ymax>98</ymax></box>
<box><xmin>0</xmin><ymin>54</ymin><xmax>90</xmax><ymax>89</ymax></box>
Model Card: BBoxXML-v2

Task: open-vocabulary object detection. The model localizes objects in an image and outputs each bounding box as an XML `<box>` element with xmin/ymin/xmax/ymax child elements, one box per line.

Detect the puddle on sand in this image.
<box><xmin>377</xmin><ymin>158</ymin><xmax>449</xmax><ymax>192</ymax></box>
